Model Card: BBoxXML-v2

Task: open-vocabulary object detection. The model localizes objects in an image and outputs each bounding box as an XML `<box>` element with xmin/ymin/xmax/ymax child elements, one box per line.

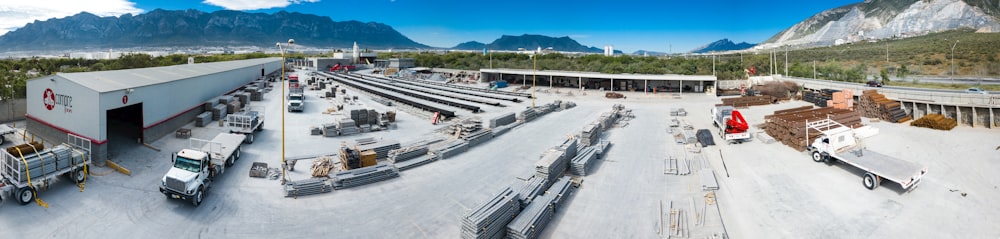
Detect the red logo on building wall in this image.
<box><xmin>122</xmin><ymin>95</ymin><xmax>129</xmax><ymax>104</ymax></box>
<box><xmin>43</xmin><ymin>88</ymin><xmax>56</xmax><ymax>110</ymax></box>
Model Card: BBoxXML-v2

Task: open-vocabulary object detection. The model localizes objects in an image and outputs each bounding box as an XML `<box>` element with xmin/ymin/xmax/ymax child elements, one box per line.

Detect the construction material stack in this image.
<box><xmin>2</xmin><ymin>143</ymin><xmax>89</xmax><ymax>205</ymax></box>
<box><xmin>910</xmin><ymin>114</ymin><xmax>958</xmax><ymax>130</ymax></box>
<box><xmin>513</xmin><ymin>176</ymin><xmax>547</xmax><ymax>207</ymax></box>
<box><xmin>338</xmin><ymin>118</ymin><xmax>360</xmax><ymax>136</ymax></box>
<box><xmin>461</xmin><ymin>187</ymin><xmax>520</xmax><ymax>239</ymax></box>
<box><xmin>534</xmin><ymin>149</ymin><xmax>568</xmax><ymax>188</ymax></box>
<box><xmin>506</xmin><ymin>176</ymin><xmax>574</xmax><ymax>239</ymax></box>
<box><xmin>331</xmin><ymin>164</ymin><xmax>399</xmax><ymax>189</ymax></box>
<box><xmin>283</xmin><ymin>178</ymin><xmax>333</xmax><ymax>197</ymax></box>
<box><xmin>353</xmin><ymin>139</ymin><xmax>400</xmax><ymax>161</ymax></box>
<box><xmin>827</xmin><ymin>89</ymin><xmax>854</xmax><ymax>110</ymax></box>
<box><xmin>763</xmin><ymin>106</ymin><xmax>862</xmax><ymax>152</ymax></box>
<box><xmin>429</xmin><ymin>139</ymin><xmax>469</xmax><ymax>159</ymax></box>
<box><xmin>858</xmin><ymin>90</ymin><xmax>910</xmax><ymax>123</ymax></box>
<box><xmin>195</xmin><ymin>112</ymin><xmax>212</xmax><ymax>127</ymax></box>
<box><xmin>569</xmin><ymin>146</ymin><xmax>599</xmax><ymax>176</ymax></box>
<box><xmin>718</xmin><ymin>95</ymin><xmax>776</xmax><ymax>108</ymax></box>
<box><xmin>489</xmin><ymin>113</ymin><xmax>516</xmax><ymax>128</ymax></box>
<box><xmin>391</xmin><ymin>137</ymin><xmax>445</xmax><ymax>171</ymax></box>
<box><xmin>802</xmin><ymin>89</ymin><xmax>837</xmax><ymax>107</ymax></box>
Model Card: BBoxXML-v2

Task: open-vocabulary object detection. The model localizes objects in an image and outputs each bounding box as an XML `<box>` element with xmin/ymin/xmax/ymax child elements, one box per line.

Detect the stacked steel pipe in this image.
<box><xmin>858</xmin><ymin>90</ymin><xmax>911</xmax><ymax>123</ymax></box>
<box><xmin>717</xmin><ymin>95</ymin><xmax>776</xmax><ymax>108</ymax></box>
<box><xmin>910</xmin><ymin>114</ymin><xmax>957</xmax><ymax>130</ymax></box>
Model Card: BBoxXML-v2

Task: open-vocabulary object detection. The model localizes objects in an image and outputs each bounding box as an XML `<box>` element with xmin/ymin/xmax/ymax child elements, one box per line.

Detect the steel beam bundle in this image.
<box><xmin>376</xmin><ymin>78</ymin><xmax>504</xmax><ymax>107</ymax></box>
<box><xmin>489</xmin><ymin>113</ymin><xmax>517</xmax><ymax>128</ymax></box>
<box><xmin>490</xmin><ymin>122</ymin><xmax>517</xmax><ymax>138</ymax></box>
<box><xmin>547</xmin><ymin>176</ymin><xmax>573</xmax><ymax>209</ymax></box>
<box><xmin>718</xmin><ymin>95</ymin><xmax>777</xmax><ymax>108</ymax></box>
<box><xmin>580</xmin><ymin>123</ymin><xmax>602</xmax><ymax>147</ymax></box>
<box><xmin>593</xmin><ymin>140</ymin><xmax>611</xmax><ymax>158</ymax></box>
<box><xmin>283</xmin><ymin>178</ymin><xmax>333</xmax><ymax>197</ymax></box>
<box><xmin>321</xmin><ymin>73</ymin><xmax>458</xmax><ymax>118</ymax></box>
<box><xmin>517</xmin><ymin>108</ymin><xmax>538</xmax><ymax>122</ymax></box>
<box><xmin>461</xmin><ymin>129</ymin><xmax>493</xmax><ymax>148</ymax></box>
<box><xmin>2</xmin><ymin>144</ymin><xmax>86</xmax><ymax>184</ymax></box>
<box><xmin>461</xmin><ymin>187</ymin><xmax>520</xmax><ymax>239</ymax></box>
<box><xmin>337</xmin><ymin>73</ymin><xmax>483</xmax><ymax>113</ymax></box>
<box><xmin>331</xmin><ymin>164</ymin><xmax>399</xmax><ymax>189</ymax></box>
<box><xmin>429</xmin><ymin>139</ymin><xmax>469</xmax><ymax>159</ymax></box>
<box><xmin>569</xmin><ymin>146</ymin><xmax>598</xmax><ymax>176</ymax></box>
<box><xmin>506</xmin><ymin>194</ymin><xmax>554</xmax><ymax>239</ymax></box>
<box><xmin>368</xmin><ymin>74</ymin><xmax>528</xmax><ymax>101</ymax></box>
<box><xmin>395</xmin><ymin>154</ymin><xmax>440</xmax><ymax>171</ymax></box>
<box><xmin>534</xmin><ymin>149</ymin><xmax>567</xmax><ymax>188</ymax></box>
<box><xmin>557</xmin><ymin>137</ymin><xmax>578</xmax><ymax>160</ymax></box>
<box><xmin>388</xmin><ymin>145</ymin><xmax>430</xmax><ymax>163</ymax></box>
<box><xmin>513</xmin><ymin>176</ymin><xmax>548</xmax><ymax>207</ymax></box>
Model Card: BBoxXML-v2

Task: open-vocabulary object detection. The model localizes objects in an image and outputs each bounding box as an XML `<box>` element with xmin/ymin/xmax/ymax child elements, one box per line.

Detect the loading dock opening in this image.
<box><xmin>107</xmin><ymin>103</ymin><xmax>143</xmax><ymax>155</ymax></box>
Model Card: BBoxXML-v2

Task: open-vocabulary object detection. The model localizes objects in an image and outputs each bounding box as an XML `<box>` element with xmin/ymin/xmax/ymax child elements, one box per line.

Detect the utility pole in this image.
<box><xmin>784</xmin><ymin>46</ymin><xmax>788</xmax><ymax>76</ymax></box>
<box><xmin>712</xmin><ymin>54</ymin><xmax>716</xmax><ymax>76</ymax></box>
<box><xmin>813</xmin><ymin>60</ymin><xmax>817</xmax><ymax>79</ymax></box>
<box><xmin>951</xmin><ymin>40</ymin><xmax>959</xmax><ymax>83</ymax></box>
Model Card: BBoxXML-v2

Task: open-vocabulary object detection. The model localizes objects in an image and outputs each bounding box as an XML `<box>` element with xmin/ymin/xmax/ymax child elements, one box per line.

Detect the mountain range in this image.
<box><xmin>0</xmin><ymin>9</ymin><xmax>427</xmax><ymax>51</ymax></box>
<box><xmin>689</xmin><ymin>39</ymin><xmax>757</xmax><ymax>53</ymax></box>
<box><xmin>450</xmin><ymin>34</ymin><xmax>619</xmax><ymax>54</ymax></box>
<box><xmin>763</xmin><ymin>0</ymin><xmax>1000</xmax><ymax>47</ymax></box>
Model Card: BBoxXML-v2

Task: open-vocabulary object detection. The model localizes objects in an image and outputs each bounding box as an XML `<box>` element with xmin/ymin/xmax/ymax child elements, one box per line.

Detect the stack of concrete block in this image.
<box><xmin>211</xmin><ymin>104</ymin><xmax>228</xmax><ymax>120</ymax></box>
<box><xmin>227</xmin><ymin>100</ymin><xmax>242</xmax><ymax>114</ymax></box>
<box><xmin>195</xmin><ymin>112</ymin><xmax>212</xmax><ymax>127</ymax></box>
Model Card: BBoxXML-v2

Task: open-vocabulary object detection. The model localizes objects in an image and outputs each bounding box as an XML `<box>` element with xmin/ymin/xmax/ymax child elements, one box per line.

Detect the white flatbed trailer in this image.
<box><xmin>197</xmin><ymin>133</ymin><xmax>246</xmax><ymax>168</ymax></box>
<box><xmin>226</xmin><ymin>106</ymin><xmax>264</xmax><ymax>143</ymax></box>
<box><xmin>806</xmin><ymin>119</ymin><xmax>928</xmax><ymax>190</ymax></box>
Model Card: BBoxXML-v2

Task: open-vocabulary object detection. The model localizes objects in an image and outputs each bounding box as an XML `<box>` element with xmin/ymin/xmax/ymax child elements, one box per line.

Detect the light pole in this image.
<box><xmin>276</xmin><ymin>39</ymin><xmax>294</xmax><ymax>184</ymax></box>
<box><xmin>531</xmin><ymin>53</ymin><xmax>536</xmax><ymax>109</ymax></box>
<box><xmin>951</xmin><ymin>40</ymin><xmax>959</xmax><ymax>83</ymax></box>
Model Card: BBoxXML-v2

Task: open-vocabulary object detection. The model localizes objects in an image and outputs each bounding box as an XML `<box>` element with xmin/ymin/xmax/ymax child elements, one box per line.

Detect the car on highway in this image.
<box><xmin>964</xmin><ymin>88</ymin><xmax>989</xmax><ymax>94</ymax></box>
<box><xmin>866</xmin><ymin>80</ymin><xmax>883</xmax><ymax>87</ymax></box>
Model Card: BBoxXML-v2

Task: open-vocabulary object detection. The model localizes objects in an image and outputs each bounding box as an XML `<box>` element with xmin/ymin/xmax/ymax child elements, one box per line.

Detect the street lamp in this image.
<box><xmin>276</xmin><ymin>38</ymin><xmax>294</xmax><ymax>184</ymax></box>
<box><xmin>951</xmin><ymin>40</ymin><xmax>959</xmax><ymax>83</ymax></box>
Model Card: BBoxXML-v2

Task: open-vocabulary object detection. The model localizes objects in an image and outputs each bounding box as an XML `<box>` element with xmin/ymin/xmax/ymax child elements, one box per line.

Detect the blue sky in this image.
<box><xmin>3</xmin><ymin>0</ymin><xmax>861</xmax><ymax>52</ymax></box>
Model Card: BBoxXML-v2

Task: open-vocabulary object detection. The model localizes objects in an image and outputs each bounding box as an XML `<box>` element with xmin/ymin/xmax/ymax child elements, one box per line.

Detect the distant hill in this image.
<box><xmin>690</xmin><ymin>39</ymin><xmax>756</xmax><ymax>53</ymax></box>
<box><xmin>452</xmin><ymin>34</ymin><xmax>617</xmax><ymax>53</ymax></box>
<box><xmin>0</xmin><ymin>9</ymin><xmax>429</xmax><ymax>51</ymax></box>
<box><xmin>762</xmin><ymin>0</ymin><xmax>1000</xmax><ymax>47</ymax></box>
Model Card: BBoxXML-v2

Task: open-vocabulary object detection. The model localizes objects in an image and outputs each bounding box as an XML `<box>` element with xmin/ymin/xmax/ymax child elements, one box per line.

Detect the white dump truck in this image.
<box><xmin>805</xmin><ymin>119</ymin><xmax>928</xmax><ymax>191</ymax></box>
<box><xmin>1</xmin><ymin>135</ymin><xmax>90</xmax><ymax>206</ymax></box>
<box><xmin>226</xmin><ymin>106</ymin><xmax>264</xmax><ymax>143</ymax></box>
<box><xmin>160</xmin><ymin>133</ymin><xmax>245</xmax><ymax>206</ymax></box>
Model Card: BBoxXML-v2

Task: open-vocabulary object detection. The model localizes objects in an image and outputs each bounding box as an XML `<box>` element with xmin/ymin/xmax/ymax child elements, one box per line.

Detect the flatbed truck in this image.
<box><xmin>805</xmin><ymin>119</ymin><xmax>928</xmax><ymax>191</ymax></box>
<box><xmin>226</xmin><ymin>106</ymin><xmax>265</xmax><ymax>143</ymax></box>
<box><xmin>1</xmin><ymin>140</ymin><xmax>89</xmax><ymax>206</ymax></box>
<box><xmin>160</xmin><ymin>133</ymin><xmax>245</xmax><ymax>206</ymax></box>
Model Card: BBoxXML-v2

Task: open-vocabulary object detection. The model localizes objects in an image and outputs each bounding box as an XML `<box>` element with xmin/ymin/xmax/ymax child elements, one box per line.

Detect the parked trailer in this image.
<box><xmin>160</xmin><ymin>133</ymin><xmax>245</xmax><ymax>206</ymax></box>
<box><xmin>226</xmin><ymin>106</ymin><xmax>265</xmax><ymax>143</ymax></box>
<box><xmin>805</xmin><ymin>119</ymin><xmax>928</xmax><ymax>191</ymax></box>
<box><xmin>1</xmin><ymin>142</ymin><xmax>89</xmax><ymax>205</ymax></box>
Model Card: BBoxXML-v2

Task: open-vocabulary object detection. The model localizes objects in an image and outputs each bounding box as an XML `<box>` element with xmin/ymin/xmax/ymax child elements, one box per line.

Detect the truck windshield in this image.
<box><xmin>174</xmin><ymin>156</ymin><xmax>201</xmax><ymax>173</ymax></box>
<box><xmin>289</xmin><ymin>95</ymin><xmax>303</xmax><ymax>101</ymax></box>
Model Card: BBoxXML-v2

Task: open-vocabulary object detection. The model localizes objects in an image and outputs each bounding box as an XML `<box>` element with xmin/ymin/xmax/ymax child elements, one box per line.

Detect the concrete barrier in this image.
<box><xmin>0</xmin><ymin>98</ymin><xmax>26</xmax><ymax>123</ymax></box>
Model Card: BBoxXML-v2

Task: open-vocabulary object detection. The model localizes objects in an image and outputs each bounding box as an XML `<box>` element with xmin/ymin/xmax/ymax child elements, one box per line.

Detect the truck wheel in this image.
<box><xmin>72</xmin><ymin>168</ymin><xmax>87</xmax><ymax>183</ymax></box>
<box><xmin>192</xmin><ymin>187</ymin><xmax>204</xmax><ymax>207</ymax></box>
<box><xmin>256</xmin><ymin>122</ymin><xmax>263</xmax><ymax>132</ymax></box>
<box><xmin>811</xmin><ymin>151</ymin><xmax>823</xmax><ymax>162</ymax></box>
<box><xmin>16</xmin><ymin>187</ymin><xmax>35</xmax><ymax>205</ymax></box>
<box><xmin>0</xmin><ymin>135</ymin><xmax>6</xmax><ymax>145</ymax></box>
<box><xmin>247</xmin><ymin>133</ymin><xmax>255</xmax><ymax>144</ymax></box>
<box><xmin>235</xmin><ymin>146</ymin><xmax>241</xmax><ymax>160</ymax></box>
<box><xmin>226</xmin><ymin>153</ymin><xmax>235</xmax><ymax>166</ymax></box>
<box><xmin>863</xmin><ymin>173</ymin><xmax>880</xmax><ymax>190</ymax></box>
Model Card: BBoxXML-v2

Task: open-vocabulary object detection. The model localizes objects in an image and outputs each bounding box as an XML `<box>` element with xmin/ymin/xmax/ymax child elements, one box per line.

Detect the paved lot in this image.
<box><xmin>1</xmin><ymin>71</ymin><xmax>998</xmax><ymax>238</ymax></box>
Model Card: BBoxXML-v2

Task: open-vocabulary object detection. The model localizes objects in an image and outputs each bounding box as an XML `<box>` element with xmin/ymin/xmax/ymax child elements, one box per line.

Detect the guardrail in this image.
<box><xmin>779</xmin><ymin>76</ymin><xmax>1000</xmax><ymax>107</ymax></box>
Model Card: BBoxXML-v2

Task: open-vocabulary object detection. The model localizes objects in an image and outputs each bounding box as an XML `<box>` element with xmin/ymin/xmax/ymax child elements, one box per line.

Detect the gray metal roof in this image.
<box><xmin>480</xmin><ymin>68</ymin><xmax>717</xmax><ymax>81</ymax></box>
<box><xmin>49</xmin><ymin>57</ymin><xmax>280</xmax><ymax>93</ymax></box>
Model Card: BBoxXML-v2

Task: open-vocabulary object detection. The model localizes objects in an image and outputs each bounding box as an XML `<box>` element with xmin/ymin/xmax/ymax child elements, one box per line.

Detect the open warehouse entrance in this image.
<box><xmin>106</xmin><ymin>103</ymin><xmax>143</xmax><ymax>157</ymax></box>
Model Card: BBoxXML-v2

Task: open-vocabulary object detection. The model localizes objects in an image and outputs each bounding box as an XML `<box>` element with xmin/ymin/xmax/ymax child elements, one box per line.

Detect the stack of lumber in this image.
<box><xmin>461</xmin><ymin>186</ymin><xmax>520</xmax><ymax>239</ymax></box>
<box><xmin>857</xmin><ymin>90</ymin><xmax>910</xmax><ymax>123</ymax></box>
<box><xmin>910</xmin><ymin>114</ymin><xmax>957</xmax><ymax>130</ymax></box>
<box><xmin>828</xmin><ymin>89</ymin><xmax>854</xmax><ymax>110</ymax></box>
<box><xmin>310</xmin><ymin>156</ymin><xmax>334</xmax><ymax>177</ymax></box>
<box><xmin>605</xmin><ymin>92</ymin><xmax>624</xmax><ymax>98</ymax></box>
<box><xmin>387</xmin><ymin>145</ymin><xmax>430</xmax><ymax>163</ymax></box>
<box><xmin>763</xmin><ymin>106</ymin><xmax>862</xmax><ymax>152</ymax></box>
<box><xmin>718</xmin><ymin>95</ymin><xmax>775</xmax><ymax>107</ymax></box>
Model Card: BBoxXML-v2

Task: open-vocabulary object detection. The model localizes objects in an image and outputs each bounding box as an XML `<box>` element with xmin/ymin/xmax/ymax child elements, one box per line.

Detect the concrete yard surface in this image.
<box><xmin>1</xmin><ymin>71</ymin><xmax>998</xmax><ymax>238</ymax></box>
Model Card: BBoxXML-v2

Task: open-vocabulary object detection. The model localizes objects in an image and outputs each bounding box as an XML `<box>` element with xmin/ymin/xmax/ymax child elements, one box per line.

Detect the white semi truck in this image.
<box><xmin>287</xmin><ymin>88</ymin><xmax>304</xmax><ymax>112</ymax></box>
<box><xmin>160</xmin><ymin>133</ymin><xmax>245</xmax><ymax>206</ymax></box>
<box><xmin>805</xmin><ymin>119</ymin><xmax>928</xmax><ymax>191</ymax></box>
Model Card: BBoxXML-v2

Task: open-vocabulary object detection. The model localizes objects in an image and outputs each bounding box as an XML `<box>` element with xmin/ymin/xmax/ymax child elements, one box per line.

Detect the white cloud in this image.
<box><xmin>202</xmin><ymin>0</ymin><xmax>319</xmax><ymax>11</ymax></box>
<box><xmin>0</xmin><ymin>0</ymin><xmax>142</xmax><ymax>35</ymax></box>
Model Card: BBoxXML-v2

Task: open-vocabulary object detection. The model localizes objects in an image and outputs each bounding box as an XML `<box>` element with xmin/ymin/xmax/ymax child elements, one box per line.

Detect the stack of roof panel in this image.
<box><xmin>461</xmin><ymin>129</ymin><xmax>493</xmax><ymax>147</ymax></box>
<box><xmin>395</xmin><ymin>154</ymin><xmax>440</xmax><ymax>171</ymax></box>
<box><xmin>195</xmin><ymin>112</ymin><xmax>212</xmax><ymax>127</ymax></box>
<box><xmin>211</xmin><ymin>104</ymin><xmax>228</xmax><ymax>120</ymax></box>
<box><xmin>506</xmin><ymin>194</ymin><xmax>554</xmax><ymax>239</ymax></box>
<box><xmin>517</xmin><ymin>108</ymin><xmax>537</xmax><ymax>122</ymax></box>
<box><xmin>283</xmin><ymin>178</ymin><xmax>333</xmax><ymax>197</ymax></box>
<box><xmin>461</xmin><ymin>187</ymin><xmax>520</xmax><ymax>239</ymax></box>
<box><xmin>513</xmin><ymin>176</ymin><xmax>547</xmax><ymax>207</ymax></box>
<box><xmin>331</xmin><ymin>164</ymin><xmax>399</xmax><ymax>189</ymax></box>
<box><xmin>338</xmin><ymin>118</ymin><xmax>360</xmax><ymax>136</ymax></box>
<box><xmin>355</xmin><ymin>139</ymin><xmax>400</xmax><ymax>161</ymax></box>
<box><xmin>547</xmin><ymin>176</ymin><xmax>574</xmax><ymax>209</ymax></box>
<box><xmin>431</xmin><ymin>139</ymin><xmax>469</xmax><ymax>159</ymax></box>
<box><xmin>387</xmin><ymin>145</ymin><xmax>429</xmax><ymax>163</ymax></box>
<box><xmin>489</xmin><ymin>113</ymin><xmax>516</xmax><ymax>128</ymax></box>
<box><xmin>580</xmin><ymin>123</ymin><xmax>602</xmax><ymax>147</ymax></box>
<box><xmin>569</xmin><ymin>146</ymin><xmax>598</xmax><ymax>176</ymax></box>
<box><xmin>534</xmin><ymin>149</ymin><xmax>567</xmax><ymax>188</ymax></box>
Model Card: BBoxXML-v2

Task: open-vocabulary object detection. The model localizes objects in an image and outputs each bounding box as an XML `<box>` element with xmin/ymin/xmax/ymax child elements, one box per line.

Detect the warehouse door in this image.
<box><xmin>106</xmin><ymin>103</ymin><xmax>143</xmax><ymax>156</ymax></box>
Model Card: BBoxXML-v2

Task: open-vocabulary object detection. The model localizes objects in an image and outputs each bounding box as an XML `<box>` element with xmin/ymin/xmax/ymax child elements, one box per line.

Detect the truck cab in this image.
<box><xmin>287</xmin><ymin>92</ymin><xmax>304</xmax><ymax>112</ymax></box>
<box><xmin>160</xmin><ymin>149</ymin><xmax>215</xmax><ymax>206</ymax></box>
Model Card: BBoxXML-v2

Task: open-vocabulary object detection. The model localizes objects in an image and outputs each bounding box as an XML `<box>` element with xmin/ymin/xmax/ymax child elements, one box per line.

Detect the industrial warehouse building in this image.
<box><xmin>479</xmin><ymin>68</ymin><xmax>717</xmax><ymax>93</ymax></box>
<box><xmin>25</xmin><ymin>58</ymin><xmax>282</xmax><ymax>164</ymax></box>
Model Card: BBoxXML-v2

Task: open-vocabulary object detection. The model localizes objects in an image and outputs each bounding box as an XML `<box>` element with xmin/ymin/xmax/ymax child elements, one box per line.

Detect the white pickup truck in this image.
<box><xmin>160</xmin><ymin>134</ymin><xmax>245</xmax><ymax>206</ymax></box>
<box><xmin>805</xmin><ymin>119</ymin><xmax>928</xmax><ymax>191</ymax></box>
